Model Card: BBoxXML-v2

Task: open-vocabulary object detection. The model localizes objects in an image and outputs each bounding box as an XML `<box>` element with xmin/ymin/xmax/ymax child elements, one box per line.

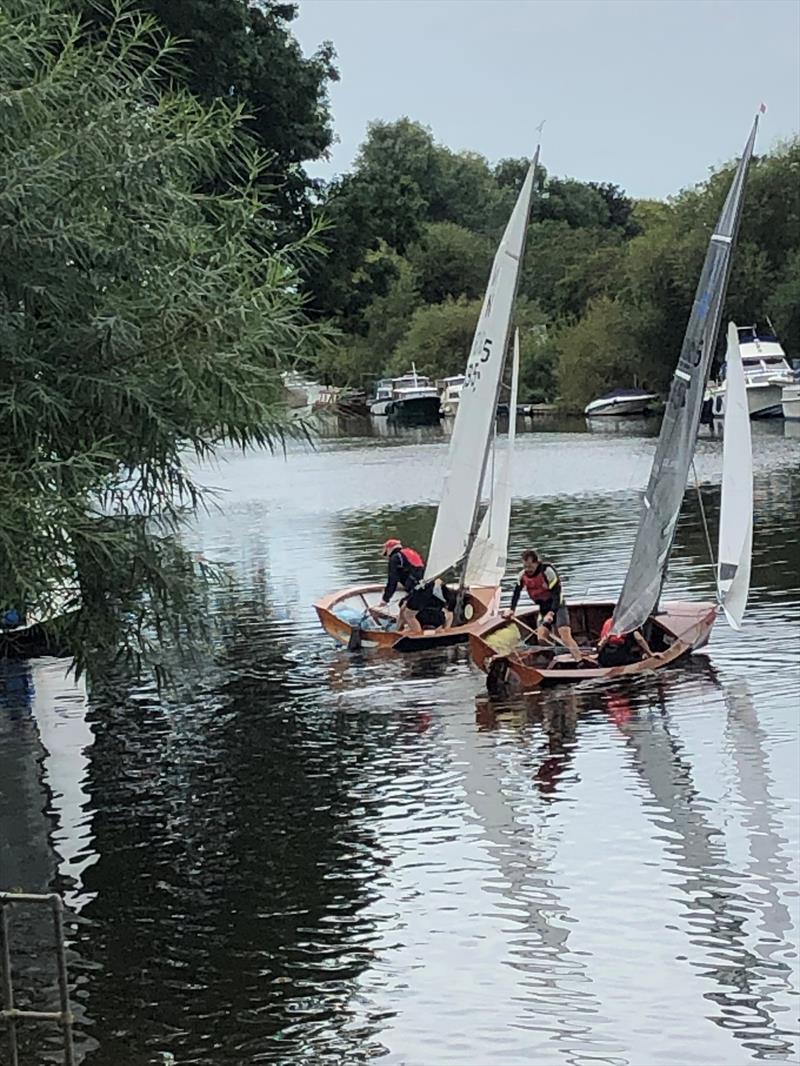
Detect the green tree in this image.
<box><xmin>768</xmin><ymin>248</ymin><xmax>800</xmax><ymax>357</ymax></box>
<box><xmin>513</xmin><ymin>301</ymin><xmax>557</xmax><ymax>403</ymax></box>
<box><xmin>519</xmin><ymin>220</ymin><xmax>618</xmax><ymax>316</ymax></box>
<box><xmin>407</xmin><ymin>223</ymin><xmax>492</xmax><ymax>304</ymax></box>
<box><xmin>556</xmin><ymin>298</ymin><xmax>642</xmax><ymax>409</ymax></box>
<box><xmin>589</xmin><ymin>182</ymin><xmax>641</xmax><ymax>236</ymax></box>
<box><xmin>0</xmin><ymin>2</ymin><xmax>325</xmax><ymax>675</ymax></box>
<box><xmin>391</xmin><ymin>299</ymin><xmax>481</xmax><ymax>380</ymax></box>
<box><xmin>431</xmin><ymin>149</ymin><xmax>511</xmax><ymax>235</ymax></box>
<box><xmin>76</xmin><ymin>0</ymin><xmax>339</xmax><ymax>230</ymax></box>
<box><xmin>536</xmin><ymin>178</ymin><xmax>610</xmax><ymax>229</ymax></box>
<box><xmin>362</xmin><ymin>253</ymin><xmax>420</xmax><ymax>357</ymax></box>
<box><xmin>314</xmin><ymin>248</ymin><xmax>420</xmax><ymax>386</ymax></box>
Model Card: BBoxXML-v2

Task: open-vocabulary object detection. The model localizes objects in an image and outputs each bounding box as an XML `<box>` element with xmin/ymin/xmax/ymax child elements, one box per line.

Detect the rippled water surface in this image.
<box><xmin>2</xmin><ymin>417</ymin><xmax>799</xmax><ymax>1066</ymax></box>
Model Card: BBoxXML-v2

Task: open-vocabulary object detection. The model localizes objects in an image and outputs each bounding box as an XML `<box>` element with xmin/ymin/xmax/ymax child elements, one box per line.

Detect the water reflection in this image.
<box><xmin>0</xmin><ymin>660</ymin><xmax>95</xmax><ymax>1063</ymax></box>
<box><xmin>606</xmin><ymin>672</ymin><xmax>798</xmax><ymax>1061</ymax></box>
<box><xmin>5</xmin><ymin>421</ymin><xmax>799</xmax><ymax>1065</ymax></box>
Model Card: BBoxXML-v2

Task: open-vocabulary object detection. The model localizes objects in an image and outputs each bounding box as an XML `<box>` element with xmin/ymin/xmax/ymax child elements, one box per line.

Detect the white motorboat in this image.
<box><xmin>584</xmin><ymin>388</ymin><xmax>658</xmax><ymax>417</ymax></box>
<box><xmin>369</xmin><ymin>368</ymin><xmax>441</xmax><ymax>422</ymax></box>
<box><xmin>705</xmin><ymin>324</ymin><xmax>794</xmax><ymax>419</ymax></box>
<box><xmin>368</xmin><ymin>378</ymin><xmax>394</xmax><ymax>416</ymax></box>
<box><xmin>782</xmin><ymin>382</ymin><xmax>800</xmax><ymax>420</ymax></box>
<box><xmin>438</xmin><ymin>375</ymin><xmax>465</xmax><ymax>416</ymax></box>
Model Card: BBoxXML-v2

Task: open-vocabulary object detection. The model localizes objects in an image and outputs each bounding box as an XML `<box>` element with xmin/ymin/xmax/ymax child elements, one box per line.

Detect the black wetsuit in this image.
<box><xmin>598</xmin><ymin>632</ymin><xmax>642</xmax><ymax>667</ymax></box>
<box><xmin>412</xmin><ymin>582</ymin><xmax>458</xmax><ymax>629</ymax></box>
<box><xmin>383</xmin><ymin>548</ymin><xmax>424</xmax><ymax>602</ymax></box>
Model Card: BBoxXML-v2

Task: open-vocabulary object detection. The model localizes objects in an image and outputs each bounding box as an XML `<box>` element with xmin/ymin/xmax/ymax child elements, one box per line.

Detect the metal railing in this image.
<box><xmin>0</xmin><ymin>892</ymin><xmax>74</xmax><ymax>1066</ymax></box>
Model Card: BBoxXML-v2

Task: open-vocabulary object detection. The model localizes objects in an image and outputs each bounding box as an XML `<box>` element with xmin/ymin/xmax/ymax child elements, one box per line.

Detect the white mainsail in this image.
<box><xmin>424</xmin><ymin>148</ymin><xmax>539</xmax><ymax>582</ymax></box>
<box><xmin>717</xmin><ymin>321</ymin><xmax>753</xmax><ymax>629</ymax></box>
<box><xmin>464</xmin><ymin>330</ymin><xmax>520</xmax><ymax>588</ymax></box>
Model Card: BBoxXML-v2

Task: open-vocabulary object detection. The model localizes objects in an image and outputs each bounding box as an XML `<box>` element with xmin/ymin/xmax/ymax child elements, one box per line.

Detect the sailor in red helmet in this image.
<box><xmin>376</xmin><ymin>539</ymin><xmax>425</xmax><ymax>629</ymax></box>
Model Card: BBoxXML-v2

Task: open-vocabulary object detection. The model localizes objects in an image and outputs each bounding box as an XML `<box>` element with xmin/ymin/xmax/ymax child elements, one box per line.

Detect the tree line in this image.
<box><xmin>1</xmin><ymin>0</ymin><xmax>797</xmax><ymax>672</ymax></box>
<box><xmin>306</xmin><ymin>117</ymin><xmax>798</xmax><ymax>408</ymax></box>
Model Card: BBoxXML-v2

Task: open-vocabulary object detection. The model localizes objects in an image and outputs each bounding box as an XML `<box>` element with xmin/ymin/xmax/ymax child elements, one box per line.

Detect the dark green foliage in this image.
<box><xmin>391</xmin><ymin>299</ymin><xmax>481</xmax><ymax>381</ymax></box>
<box><xmin>74</xmin><ymin>0</ymin><xmax>339</xmax><ymax>231</ymax></box>
<box><xmin>0</xmin><ymin>2</ymin><xmax>326</xmax><ymax>675</ymax></box>
<box><xmin>554</xmin><ymin>139</ymin><xmax>800</xmax><ymax>404</ymax></box>
<box><xmin>407</xmin><ymin>223</ymin><xmax>493</xmax><ymax>305</ymax></box>
<box><xmin>306</xmin><ymin>118</ymin><xmax>651</xmax><ymax>401</ymax></box>
<box><xmin>308</xmin><ymin>110</ymin><xmax>797</xmax><ymax>410</ymax></box>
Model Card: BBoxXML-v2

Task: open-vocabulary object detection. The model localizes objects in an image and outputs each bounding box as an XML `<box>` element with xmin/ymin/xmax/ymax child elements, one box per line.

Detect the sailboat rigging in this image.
<box><xmin>468</xmin><ymin>113</ymin><xmax>761</xmax><ymax>692</ymax></box>
<box><xmin>313</xmin><ymin>146</ymin><xmax>540</xmax><ymax>651</ymax></box>
<box><xmin>611</xmin><ymin>113</ymin><xmax>759</xmax><ymax>636</ymax></box>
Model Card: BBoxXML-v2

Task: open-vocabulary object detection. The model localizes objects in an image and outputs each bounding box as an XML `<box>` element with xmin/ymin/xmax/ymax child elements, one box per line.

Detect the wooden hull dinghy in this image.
<box><xmin>468</xmin><ymin>113</ymin><xmax>762</xmax><ymax>696</ymax></box>
<box><xmin>468</xmin><ymin>600</ymin><xmax>717</xmax><ymax>695</ymax></box>
<box><xmin>314</xmin><ymin>583</ymin><xmax>500</xmax><ymax>652</ymax></box>
<box><xmin>315</xmin><ymin>144</ymin><xmax>543</xmax><ymax>653</ymax></box>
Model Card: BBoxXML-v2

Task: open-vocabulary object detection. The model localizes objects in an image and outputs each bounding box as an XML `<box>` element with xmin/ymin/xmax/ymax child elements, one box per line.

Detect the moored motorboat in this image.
<box><xmin>584</xmin><ymin>388</ymin><xmax>658</xmax><ymax>417</ymax></box>
<box><xmin>312</xmin><ymin>386</ymin><xmax>369</xmax><ymax>416</ymax></box>
<box><xmin>282</xmin><ymin>372</ymin><xmax>322</xmax><ymax>416</ymax></box>
<box><xmin>369</xmin><ymin>369</ymin><xmax>441</xmax><ymax>423</ymax></box>
<box><xmin>705</xmin><ymin>323</ymin><xmax>794</xmax><ymax>419</ymax></box>
<box><xmin>438</xmin><ymin>375</ymin><xmax>465</xmax><ymax>416</ymax></box>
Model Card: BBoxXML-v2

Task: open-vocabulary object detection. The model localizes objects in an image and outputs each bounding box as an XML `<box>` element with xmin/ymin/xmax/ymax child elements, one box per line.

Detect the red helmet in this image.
<box><xmin>381</xmin><ymin>538</ymin><xmax>401</xmax><ymax>556</ymax></box>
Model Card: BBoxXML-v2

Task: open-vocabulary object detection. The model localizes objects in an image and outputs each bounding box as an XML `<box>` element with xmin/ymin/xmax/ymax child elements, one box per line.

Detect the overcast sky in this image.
<box><xmin>293</xmin><ymin>0</ymin><xmax>800</xmax><ymax>199</ymax></box>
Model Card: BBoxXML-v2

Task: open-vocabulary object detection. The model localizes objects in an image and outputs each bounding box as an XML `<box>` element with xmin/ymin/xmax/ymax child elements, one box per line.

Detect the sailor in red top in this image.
<box><xmin>596</xmin><ymin>615</ymin><xmax>658</xmax><ymax>667</ymax></box>
<box><xmin>503</xmin><ymin>549</ymin><xmax>585</xmax><ymax>662</ymax></box>
<box><xmin>376</xmin><ymin>539</ymin><xmax>425</xmax><ymax>630</ymax></box>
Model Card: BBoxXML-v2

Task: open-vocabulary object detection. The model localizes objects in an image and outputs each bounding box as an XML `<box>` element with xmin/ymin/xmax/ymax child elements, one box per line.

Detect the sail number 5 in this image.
<box><xmin>464</xmin><ymin>338</ymin><xmax>493</xmax><ymax>391</ymax></box>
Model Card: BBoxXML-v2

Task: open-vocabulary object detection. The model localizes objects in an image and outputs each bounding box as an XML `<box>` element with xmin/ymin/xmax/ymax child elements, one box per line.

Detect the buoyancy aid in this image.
<box><xmin>599</xmin><ymin>616</ymin><xmax>626</xmax><ymax>646</ymax></box>
<box><xmin>520</xmin><ymin>562</ymin><xmax>558</xmax><ymax>603</ymax></box>
<box><xmin>400</xmin><ymin>547</ymin><xmax>424</xmax><ymax>571</ymax></box>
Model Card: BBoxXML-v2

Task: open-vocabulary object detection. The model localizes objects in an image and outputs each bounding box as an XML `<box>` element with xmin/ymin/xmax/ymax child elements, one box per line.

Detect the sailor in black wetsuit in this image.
<box><xmin>405</xmin><ymin>579</ymin><xmax>458</xmax><ymax>632</ymax></box>
<box><xmin>377</xmin><ymin>539</ymin><xmax>425</xmax><ymax>629</ymax></box>
<box><xmin>596</xmin><ymin>616</ymin><xmax>660</xmax><ymax>667</ymax></box>
<box><xmin>379</xmin><ymin>539</ymin><xmax>424</xmax><ymax>604</ymax></box>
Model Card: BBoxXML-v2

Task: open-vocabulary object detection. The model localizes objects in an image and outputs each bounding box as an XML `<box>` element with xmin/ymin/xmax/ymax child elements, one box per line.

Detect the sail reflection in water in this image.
<box><xmin>2</xmin><ymin>416</ymin><xmax>798</xmax><ymax>1066</ymax></box>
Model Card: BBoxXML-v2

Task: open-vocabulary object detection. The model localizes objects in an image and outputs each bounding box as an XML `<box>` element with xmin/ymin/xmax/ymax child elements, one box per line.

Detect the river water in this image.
<box><xmin>1</xmin><ymin>417</ymin><xmax>799</xmax><ymax>1066</ymax></box>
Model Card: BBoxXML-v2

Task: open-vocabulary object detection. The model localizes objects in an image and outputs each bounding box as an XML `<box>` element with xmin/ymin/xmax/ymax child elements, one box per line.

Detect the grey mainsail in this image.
<box><xmin>612</xmin><ymin>115</ymin><xmax>760</xmax><ymax>636</ymax></box>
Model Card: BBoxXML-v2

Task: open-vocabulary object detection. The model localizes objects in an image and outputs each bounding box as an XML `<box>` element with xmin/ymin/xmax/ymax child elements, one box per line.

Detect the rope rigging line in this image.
<box><xmin>691</xmin><ymin>459</ymin><xmax>718</xmax><ymax>584</ymax></box>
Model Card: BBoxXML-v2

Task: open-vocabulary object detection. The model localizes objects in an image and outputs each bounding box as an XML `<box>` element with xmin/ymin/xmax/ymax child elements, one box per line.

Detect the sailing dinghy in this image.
<box><xmin>314</xmin><ymin>145</ymin><xmax>540</xmax><ymax>652</ymax></box>
<box><xmin>469</xmin><ymin>115</ymin><xmax>761</xmax><ymax>693</ymax></box>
